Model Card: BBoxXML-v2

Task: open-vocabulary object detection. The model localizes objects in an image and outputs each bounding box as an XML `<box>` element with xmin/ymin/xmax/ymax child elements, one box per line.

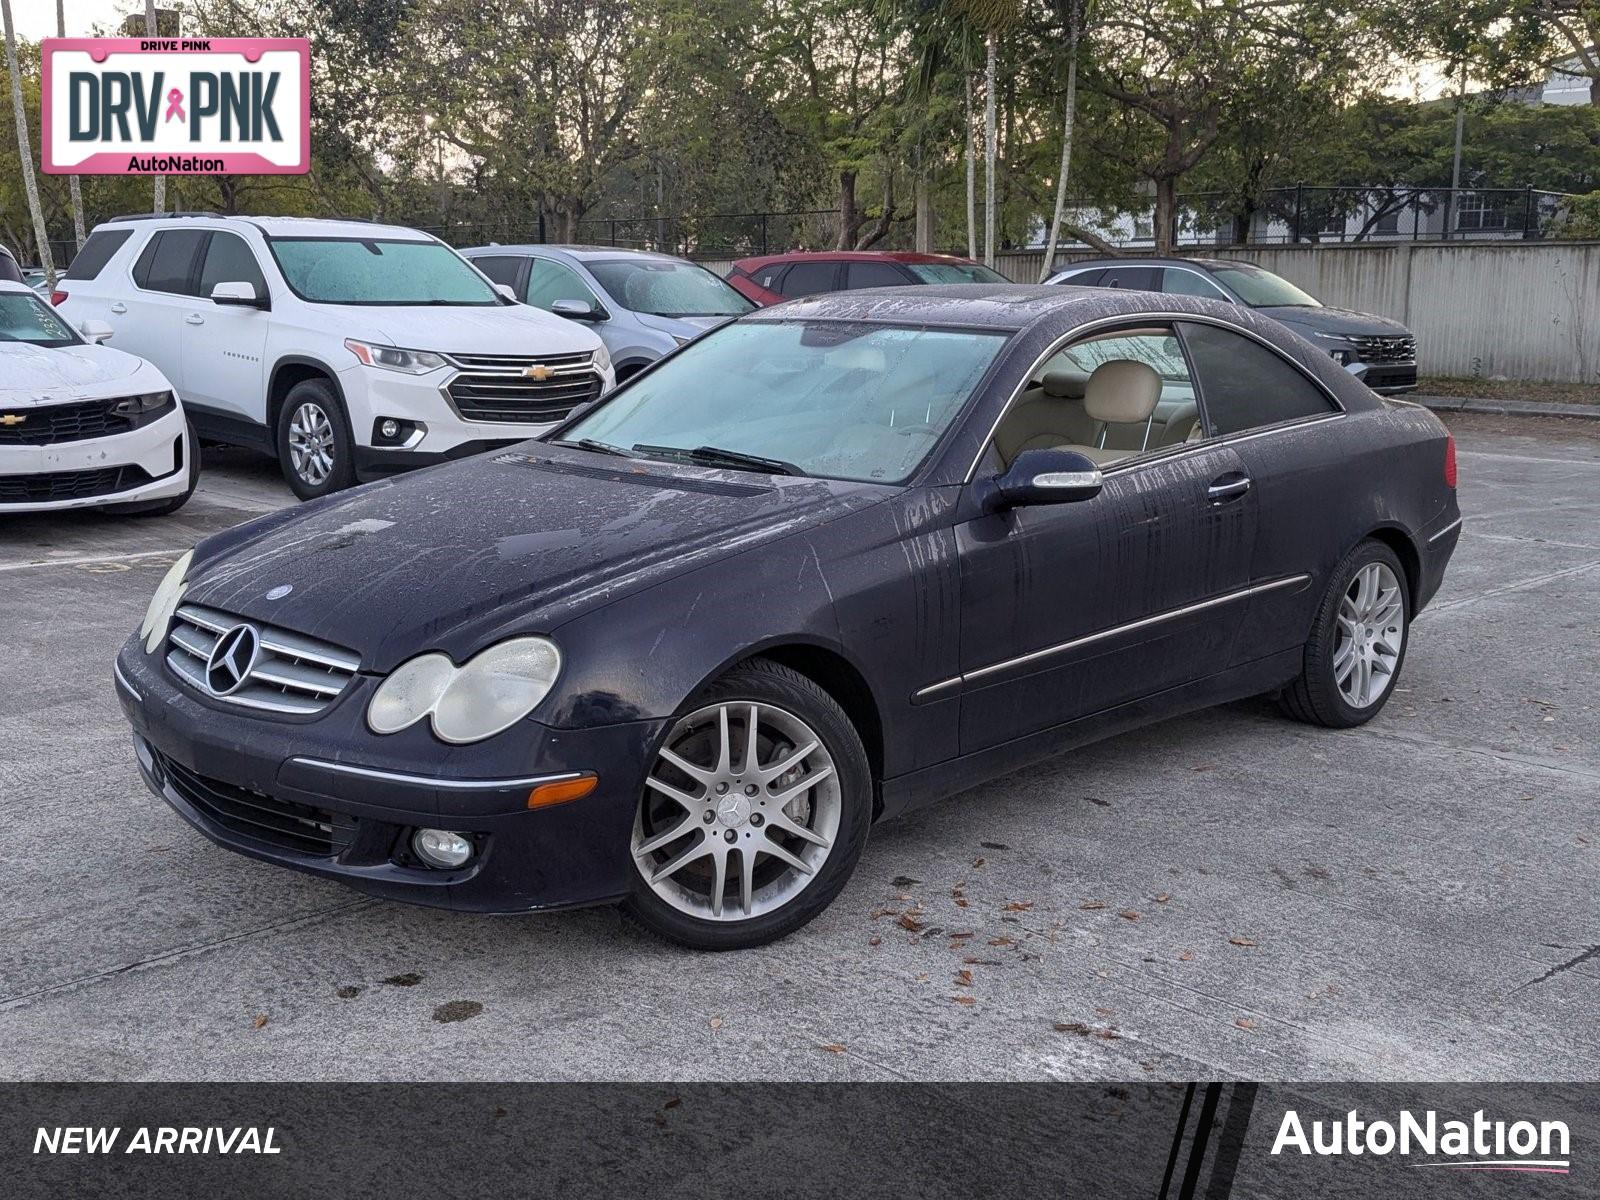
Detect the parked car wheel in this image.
<box><xmin>1280</xmin><ymin>539</ymin><xmax>1410</xmax><ymax>728</ymax></box>
<box><xmin>621</xmin><ymin>659</ymin><xmax>872</xmax><ymax>950</ymax></box>
<box><xmin>277</xmin><ymin>379</ymin><xmax>355</xmax><ymax>499</ymax></box>
<box><xmin>102</xmin><ymin>421</ymin><xmax>201</xmax><ymax>517</ymax></box>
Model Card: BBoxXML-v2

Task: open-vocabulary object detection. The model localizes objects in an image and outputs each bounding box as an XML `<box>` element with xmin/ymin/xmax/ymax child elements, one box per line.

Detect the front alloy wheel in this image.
<box><xmin>623</xmin><ymin>660</ymin><xmax>871</xmax><ymax>949</ymax></box>
<box><xmin>276</xmin><ymin>378</ymin><xmax>355</xmax><ymax>499</ymax></box>
<box><xmin>288</xmin><ymin>400</ymin><xmax>336</xmax><ymax>489</ymax></box>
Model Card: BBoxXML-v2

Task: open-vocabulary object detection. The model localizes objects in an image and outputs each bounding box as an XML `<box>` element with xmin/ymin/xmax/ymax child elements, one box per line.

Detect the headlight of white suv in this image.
<box><xmin>591</xmin><ymin>341</ymin><xmax>612</xmax><ymax>375</ymax></box>
<box><xmin>344</xmin><ymin>339</ymin><xmax>447</xmax><ymax>375</ymax></box>
<box><xmin>139</xmin><ymin>550</ymin><xmax>193</xmax><ymax>654</ymax></box>
<box><xmin>367</xmin><ymin>637</ymin><xmax>563</xmax><ymax>744</ymax></box>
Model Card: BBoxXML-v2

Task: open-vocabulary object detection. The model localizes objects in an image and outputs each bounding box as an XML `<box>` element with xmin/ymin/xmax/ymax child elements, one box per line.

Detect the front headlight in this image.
<box><xmin>591</xmin><ymin>341</ymin><xmax>612</xmax><ymax>374</ymax></box>
<box><xmin>344</xmin><ymin>339</ymin><xmax>447</xmax><ymax>375</ymax></box>
<box><xmin>367</xmin><ymin>637</ymin><xmax>563</xmax><ymax>744</ymax></box>
<box><xmin>139</xmin><ymin>549</ymin><xmax>193</xmax><ymax>654</ymax></box>
<box><xmin>112</xmin><ymin>390</ymin><xmax>176</xmax><ymax>423</ymax></box>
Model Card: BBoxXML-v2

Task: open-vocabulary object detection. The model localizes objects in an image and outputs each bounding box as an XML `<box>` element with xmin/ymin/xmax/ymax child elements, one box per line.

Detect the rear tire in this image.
<box><xmin>620</xmin><ymin>659</ymin><xmax>872</xmax><ymax>950</ymax></box>
<box><xmin>1279</xmin><ymin>539</ymin><xmax>1410</xmax><ymax>728</ymax></box>
<box><xmin>276</xmin><ymin>379</ymin><xmax>355</xmax><ymax>500</ymax></box>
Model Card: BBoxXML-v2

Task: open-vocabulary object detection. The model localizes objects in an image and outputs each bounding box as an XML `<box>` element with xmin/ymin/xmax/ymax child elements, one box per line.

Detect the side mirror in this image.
<box><xmin>79</xmin><ymin>320</ymin><xmax>114</xmax><ymax>345</ymax></box>
<box><xmin>493</xmin><ymin>283</ymin><xmax>519</xmax><ymax>303</ymax></box>
<box><xmin>211</xmin><ymin>280</ymin><xmax>268</xmax><ymax>309</ymax></box>
<box><xmin>980</xmin><ymin>448</ymin><xmax>1103</xmax><ymax>513</ymax></box>
<box><xmin>552</xmin><ymin>297</ymin><xmax>603</xmax><ymax>322</ymax></box>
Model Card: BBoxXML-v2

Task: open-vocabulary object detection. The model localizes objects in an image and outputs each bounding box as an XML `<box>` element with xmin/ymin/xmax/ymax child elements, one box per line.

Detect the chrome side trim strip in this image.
<box><xmin>912</xmin><ymin>573</ymin><xmax>1311</xmax><ymax>700</ymax></box>
<box><xmin>113</xmin><ymin>658</ymin><xmax>141</xmax><ymax>701</ymax></box>
<box><xmin>1428</xmin><ymin>516</ymin><xmax>1463</xmax><ymax>543</ymax></box>
<box><xmin>288</xmin><ymin>757</ymin><xmax>585</xmax><ymax>792</ymax></box>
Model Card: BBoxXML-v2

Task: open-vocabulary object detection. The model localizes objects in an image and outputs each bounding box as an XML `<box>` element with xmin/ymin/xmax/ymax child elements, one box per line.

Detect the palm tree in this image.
<box><xmin>57</xmin><ymin>0</ymin><xmax>84</xmax><ymax>248</ymax></box>
<box><xmin>1</xmin><ymin>0</ymin><xmax>55</xmax><ymax>286</ymax></box>
<box><xmin>953</xmin><ymin>0</ymin><xmax>1019</xmax><ymax>267</ymax></box>
<box><xmin>1039</xmin><ymin>0</ymin><xmax>1089</xmax><ymax>280</ymax></box>
<box><xmin>147</xmin><ymin>0</ymin><xmax>164</xmax><ymax>213</ymax></box>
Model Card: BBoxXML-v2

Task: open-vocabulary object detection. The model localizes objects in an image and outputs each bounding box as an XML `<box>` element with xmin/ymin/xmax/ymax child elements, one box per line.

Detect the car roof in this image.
<box><xmin>0</xmin><ymin>279</ymin><xmax>34</xmax><ymax>293</ymax></box>
<box><xmin>1056</xmin><ymin>256</ymin><xmax>1259</xmax><ymax>272</ymax></box>
<box><xmin>732</xmin><ymin>250</ymin><xmax>987</xmax><ymax>270</ymax></box>
<box><xmin>742</xmin><ymin>283</ymin><xmax>1193</xmax><ymax>331</ymax></box>
<box><xmin>96</xmin><ymin>214</ymin><xmax>437</xmax><ymax>241</ymax></box>
<box><xmin>460</xmin><ymin>244</ymin><xmax>692</xmax><ymax>265</ymax></box>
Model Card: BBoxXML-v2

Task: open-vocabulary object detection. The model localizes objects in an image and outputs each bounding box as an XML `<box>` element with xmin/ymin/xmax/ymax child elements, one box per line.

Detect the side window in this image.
<box><xmin>523</xmin><ymin>258</ymin><xmax>599</xmax><ymax>310</ymax></box>
<box><xmin>1162</xmin><ymin>268</ymin><xmax>1230</xmax><ymax>301</ymax></box>
<box><xmin>779</xmin><ymin>261</ymin><xmax>838</xmax><ymax>297</ymax></box>
<box><xmin>0</xmin><ymin>252</ymin><xmax>20</xmax><ymax>283</ymax></box>
<box><xmin>198</xmin><ymin>232</ymin><xmax>268</xmax><ymax>298</ymax></box>
<box><xmin>1098</xmin><ymin>266</ymin><xmax>1157</xmax><ymax>290</ymax></box>
<box><xmin>845</xmin><ymin>261</ymin><xmax>908</xmax><ymax>289</ymax></box>
<box><xmin>1179</xmin><ymin>322</ymin><xmax>1338</xmax><ymax>436</ymax></box>
<box><xmin>753</xmin><ymin>265</ymin><xmax>784</xmax><ymax>290</ymax></box>
<box><xmin>471</xmin><ymin>255</ymin><xmax>524</xmax><ymax>288</ymax></box>
<box><xmin>993</xmin><ymin>326</ymin><xmax>1202</xmax><ymax>467</ymax></box>
<box><xmin>132</xmin><ymin>230</ymin><xmax>207</xmax><ymax>294</ymax></box>
<box><xmin>64</xmin><ymin>229</ymin><xmax>133</xmax><ymax>280</ymax></box>
<box><xmin>1058</xmin><ymin>267</ymin><xmax>1105</xmax><ymax>287</ymax></box>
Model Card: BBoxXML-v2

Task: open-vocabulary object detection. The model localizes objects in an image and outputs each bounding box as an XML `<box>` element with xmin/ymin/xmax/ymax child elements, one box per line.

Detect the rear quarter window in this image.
<box><xmin>64</xmin><ymin>229</ymin><xmax>134</xmax><ymax>280</ymax></box>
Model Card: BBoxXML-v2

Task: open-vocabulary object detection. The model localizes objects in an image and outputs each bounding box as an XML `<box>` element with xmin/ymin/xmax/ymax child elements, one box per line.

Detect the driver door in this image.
<box><xmin>954</xmin><ymin>326</ymin><xmax>1259</xmax><ymax>754</ymax></box>
<box><xmin>180</xmin><ymin>231</ymin><xmax>270</xmax><ymax>424</ymax></box>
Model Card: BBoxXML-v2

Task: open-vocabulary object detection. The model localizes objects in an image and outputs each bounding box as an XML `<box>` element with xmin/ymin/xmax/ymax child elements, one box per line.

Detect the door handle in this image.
<box><xmin>1207</xmin><ymin>473</ymin><xmax>1252</xmax><ymax>503</ymax></box>
<box><xmin>109</xmin><ymin>302</ymin><xmax>126</xmax><ymax>314</ymax></box>
<box><xmin>185</xmin><ymin>313</ymin><xmax>205</xmax><ymax>326</ymax></box>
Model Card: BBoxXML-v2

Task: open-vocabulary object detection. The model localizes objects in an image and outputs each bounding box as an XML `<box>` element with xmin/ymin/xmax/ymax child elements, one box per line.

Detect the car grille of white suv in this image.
<box><xmin>165</xmin><ymin>603</ymin><xmax>361</xmax><ymax>715</ymax></box>
<box><xmin>442</xmin><ymin>350</ymin><xmax>603</xmax><ymax>424</ymax></box>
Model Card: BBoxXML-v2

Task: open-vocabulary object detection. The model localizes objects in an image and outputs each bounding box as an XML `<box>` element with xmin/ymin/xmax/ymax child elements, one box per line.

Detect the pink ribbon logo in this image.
<box><xmin>164</xmin><ymin>88</ymin><xmax>185</xmax><ymax>123</ymax></box>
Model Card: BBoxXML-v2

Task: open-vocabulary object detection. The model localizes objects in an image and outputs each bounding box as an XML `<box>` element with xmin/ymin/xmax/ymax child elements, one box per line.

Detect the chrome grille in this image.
<box><xmin>1350</xmin><ymin>335</ymin><xmax>1416</xmax><ymax>363</ymax></box>
<box><xmin>443</xmin><ymin>350</ymin><xmax>602</xmax><ymax>424</ymax></box>
<box><xmin>165</xmin><ymin>603</ymin><xmax>360</xmax><ymax>715</ymax></box>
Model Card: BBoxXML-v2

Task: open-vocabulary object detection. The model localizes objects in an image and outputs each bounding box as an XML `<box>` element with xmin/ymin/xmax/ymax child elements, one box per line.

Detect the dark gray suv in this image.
<box><xmin>1046</xmin><ymin>257</ymin><xmax>1417</xmax><ymax>393</ymax></box>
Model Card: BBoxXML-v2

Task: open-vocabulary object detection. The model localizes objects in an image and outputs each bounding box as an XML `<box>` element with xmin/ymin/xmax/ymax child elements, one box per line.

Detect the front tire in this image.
<box><xmin>276</xmin><ymin>379</ymin><xmax>355</xmax><ymax>500</ymax></box>
<box><xmin>621</xmin><ymin>659</ymin><xmax>872</xmax><ymax>950</ymax></box>
<box><xmin>1280</xmin><ymin>539</ymin><xmax>1410</xmax><ymax>728</ymax></box>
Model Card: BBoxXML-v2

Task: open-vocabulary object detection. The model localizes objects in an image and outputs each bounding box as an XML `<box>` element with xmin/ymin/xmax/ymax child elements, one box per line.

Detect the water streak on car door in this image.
<box><xmin>953</xmin><ymin>444</ymin><xmax>1259</xmax><ymax>755</ymax></box>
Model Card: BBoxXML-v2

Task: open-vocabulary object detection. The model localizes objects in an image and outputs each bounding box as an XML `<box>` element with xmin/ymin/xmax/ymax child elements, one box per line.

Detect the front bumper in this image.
<box><xmin>0</xmin><ymin>407</ymin><xmax>188</xmax><ymax>513</ymax></box>
<box><xmin>115</xmin><ymin>636</ymin><xmax>666</xmax><ymax>913</ymax></box>
<box><xmin>1363</xmin><ymin>363</ymin><xmax>1418</xmax><ymax>394</ymax></box>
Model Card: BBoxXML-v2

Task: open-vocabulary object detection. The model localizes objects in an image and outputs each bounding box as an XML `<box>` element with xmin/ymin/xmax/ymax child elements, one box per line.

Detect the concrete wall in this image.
<box><xmin>703</xmin><ymin>243</ymin><xmax>1600</xmax><ymax>384</ymax></box>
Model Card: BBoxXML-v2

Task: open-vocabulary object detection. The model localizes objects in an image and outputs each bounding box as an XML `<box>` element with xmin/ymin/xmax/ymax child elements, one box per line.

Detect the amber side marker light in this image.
<box><xmin>528</xmin><ymin>775</ymin><xmax>598</xmax><ymax>809</ymax></box>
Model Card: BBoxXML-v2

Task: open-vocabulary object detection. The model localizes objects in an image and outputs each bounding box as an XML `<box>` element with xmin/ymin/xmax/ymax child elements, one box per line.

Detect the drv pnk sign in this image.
<box><xmin>41</xmin><ymin>38</ymin><xmax>309</xmax><ymax>175</ymax></box>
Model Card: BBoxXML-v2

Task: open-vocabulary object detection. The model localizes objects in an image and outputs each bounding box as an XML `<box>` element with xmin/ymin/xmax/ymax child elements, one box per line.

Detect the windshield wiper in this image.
<box><xmin>631</xmin><ymin>443</ymin><xmax>804</xmax><ymax>477</ymax></box>
<box><xmin>552</xmin><ymin>437</ymin><xmax>629</xmax><ymax>457</ymax></box>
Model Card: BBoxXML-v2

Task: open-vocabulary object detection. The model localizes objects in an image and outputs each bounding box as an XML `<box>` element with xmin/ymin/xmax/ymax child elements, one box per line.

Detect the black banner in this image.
<box><xmin>1</xmin><ymin>1083</ymin><xmax>1591</xmax><ymax>1198</ymax></box>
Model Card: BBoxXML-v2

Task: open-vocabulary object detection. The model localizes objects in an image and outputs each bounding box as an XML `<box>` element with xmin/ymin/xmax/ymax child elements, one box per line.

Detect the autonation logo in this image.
<box><xmin>1272</xmin><ymin>1109</ymin><xmax>1572</xmax><ymax>1175</ymax></box>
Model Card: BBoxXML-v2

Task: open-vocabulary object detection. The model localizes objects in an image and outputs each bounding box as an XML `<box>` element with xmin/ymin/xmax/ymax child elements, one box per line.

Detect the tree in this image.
<box><xmin>147</xmin><ymin>0</ymin><xmax>164</xmax><ymax>213</ymax></box>
<box><xmin>1</xmin><ymin>1</ymin><xmax>52</xmax><ymax>283</ymax></box>
<box><xmin>55</xmin><ymin>0</ymin><xmax>84</xmax><ymax>248</ymax></box>
<box><xmin>1523</xmin><ymin>1</ymin><xmax>1600</xmax><ymax>105</ymax></box>
<box><xmin>1039</xmin><ymin>0</ymin><xmax>1090</xmax><ymax>276</ymax></box>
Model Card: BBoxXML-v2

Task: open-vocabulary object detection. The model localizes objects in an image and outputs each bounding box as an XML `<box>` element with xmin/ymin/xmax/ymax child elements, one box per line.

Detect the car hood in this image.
<box><xmin>336</xmin><ymin>303</ymin><xmax>604</xmax><ymax>357</ymax></box>
<box><xmin>185</xmin><ymin>447</ymin><xmax>887</xmax><ymax>670</ymax></box>
<box><xmin>631</xmin><ymin>312</ymin><xmax>738</xmax><ymax>339</ymax></box>
<box><xmin>1256</xmin><ymin>305</ymin><xmax>1411</xmax><ymax>338</ymax></box>
<box><xmin>0</xmin><ymin>342</ymin><xmax>150</xmax><ymax>400</ymax></box>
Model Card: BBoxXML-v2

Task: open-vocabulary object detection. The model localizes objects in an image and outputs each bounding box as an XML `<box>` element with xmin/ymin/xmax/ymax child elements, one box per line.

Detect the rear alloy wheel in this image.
<box><xmin>623</xmin><ymin>661</ymin><xmax>871</xmax><ymax>950</ymax></box>
<box><xmin>1280</xmin><ymin>539</ymin><xmax>1410</xmax><ymax>728</ymax></box>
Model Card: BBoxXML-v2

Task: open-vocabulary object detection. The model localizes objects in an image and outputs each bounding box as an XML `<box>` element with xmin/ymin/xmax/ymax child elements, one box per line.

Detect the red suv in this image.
<box><xmin>725</xmin><ymin>250</ymin><xmax>1008</xmax><ymax>306</ymax></box>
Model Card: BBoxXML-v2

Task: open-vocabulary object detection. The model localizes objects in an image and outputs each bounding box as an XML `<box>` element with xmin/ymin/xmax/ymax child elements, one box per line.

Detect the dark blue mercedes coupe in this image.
<box><xmin>116</xmin><ymin>285</ymin><xmax>1461</xmax><ymax>949</ymax></box>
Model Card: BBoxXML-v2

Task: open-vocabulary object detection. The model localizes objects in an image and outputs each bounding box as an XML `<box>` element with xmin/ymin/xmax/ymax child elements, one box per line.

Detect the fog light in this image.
<box><xmin>412</xmin><ymin>828</ymin><xmax>473</xmax><ymax>869</ymax></box>
<box><xmin>380</xmin><ymin>418</ymin><xmax>400</xmax><ymax>439</ymax></box>
<box><xmin>1329</xmin><ymin>348</ymin><xmax>1355</xmax><ymax>366</ymax></box>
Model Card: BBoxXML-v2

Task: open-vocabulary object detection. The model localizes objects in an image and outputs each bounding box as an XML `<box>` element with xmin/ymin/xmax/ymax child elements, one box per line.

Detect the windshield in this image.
<box><xmin>268</xmin><ymin>238</ymin><xmax>498</xmax><ymax>305</ymax></box>
<box><xmin>0</xmin><ymin>292</ymin><xmax>81</xmax><ymax>346</ymax></box>
<box><xmin>562</xmin><ymin>320</ymin><xmax>1007</xmax><ymax>484</ymax></box>
<box><xmin>587</xmin><ymin>259</ymin><xmax>753</xmax><ymax>317</ymax></box>
<box><xmin>1211</xmin><ymin>265</ymin><xmax>1321</xmax><ymax>308</ymax></box>
<box><xmin>907</xmin><ymin>262</ymin><xmax>1009</xmax><ymax>284</ymax></box>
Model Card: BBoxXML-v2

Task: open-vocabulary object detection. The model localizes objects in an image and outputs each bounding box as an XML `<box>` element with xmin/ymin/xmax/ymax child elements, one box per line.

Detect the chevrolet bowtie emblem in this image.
<box><xmin>0</xmin><ymin>414</ymin><xmax>26</xmax><ymax>426</ymax></box>
<box><xmin>523</xmin><ymin>364</ymin><xmax>553</xmax><ymax>381</ymax></box>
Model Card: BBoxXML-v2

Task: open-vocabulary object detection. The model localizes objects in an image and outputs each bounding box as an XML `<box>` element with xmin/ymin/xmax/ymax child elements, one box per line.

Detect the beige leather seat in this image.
<box><xmin>1067</xmin><ymin>360</ymin><xmax>1163</xmax><ymax>465</ymax></box>
<box><xmin>992</xmin><ymin>370</ymin><xmax>1096</xmax><ymax>464</ymax></box>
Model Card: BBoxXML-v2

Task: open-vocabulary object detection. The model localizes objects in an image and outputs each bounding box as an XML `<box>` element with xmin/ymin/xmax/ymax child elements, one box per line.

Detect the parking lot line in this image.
<box><xmin>0</xmin><ymin>547</ymin><xmax>188</xmax><ymax>574</ymax></box>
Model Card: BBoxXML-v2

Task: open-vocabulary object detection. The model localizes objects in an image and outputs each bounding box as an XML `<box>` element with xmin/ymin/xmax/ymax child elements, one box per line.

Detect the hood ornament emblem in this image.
<box><xmin>0</xmin><ymin>414</ymin><xmax>26</xmax><ymax>426</ymax></box>
<box><xmin>265</xmin><ymin>584</ymin><xmax>293</xmax><ymax>600</ymax></box>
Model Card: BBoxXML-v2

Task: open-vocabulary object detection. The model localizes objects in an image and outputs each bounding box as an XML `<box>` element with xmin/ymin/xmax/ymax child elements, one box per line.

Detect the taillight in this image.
<box><xmin>1443</xmin><ymin>434</ymin><xmax>1457</xmax><ymax>489</ymax></box>
<box><xmin>49</xmin><ymin>289</ymin><xmax>68</xmax><ymax>306</ymax></box>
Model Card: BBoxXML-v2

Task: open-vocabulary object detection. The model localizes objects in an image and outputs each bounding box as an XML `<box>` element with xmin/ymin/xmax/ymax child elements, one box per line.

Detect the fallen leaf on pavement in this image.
<box><xmin>952</xmin><ymin>995</ymin><xmax>976</xmax><ymax>1006</ymax></box>
<box><xmin>1179</xmin><ymin>950</ymin><xmax>1195</xmax><ymax>962</ymax></box>
<box><xmin>954</xmin><ymin>969</ymin><xmax>973</xmax><ymax>987</ymax></box>
<box><xmin>988</xmin><ymin>936</ymin><xmax>1015</xmax><ymax>946</ymax></box>
<box><xmin>820</xmin><ymin>1043</ymin><xmax>847</xmax><ymax>1054</ymax></box>
<box><xmin>898</xmin><ymin>913</ymin><xmax>926</xmax><ymax>932</ymax></box>
<box><xmin>251</xmin><ymin>1015</ymin><xmax>268</xmax><ymax>1030</ymax></box>
<box><xmin>1155</xmin><ymin>894</ymin><xmax>1171</xmax><ymax>904</ymax></box>
<box><xmin>868</xmin><ymin>936</ymin><xmax>882</xmax><ymax>947</ymax></box>
<box><xmin>1080</xmin><ymin>901</ymin><xmax>1107</xmax><ymax>910</ymax></box>
<box><xmin>709</xmin><ymin>1017</ymin><xmax>723</xmax><ymax>1030</ymax></box>
<box><xmin>1004</xmin><ymin>901</ymin><xmax>1034</xmax><ymax>912</ymax></box>
<box><xmin>1235</xmin><ymin>1018</ymin><xmax>1257</xmax><ymax>1031</ymax></box>
<box><xmin>1119</xmin><ymin>910</ymin><xmax>1140</xmax><ymax>921</ymax></box>
<box><xmin>1229</xmin><ymin>936</ymin><xmax>1257</xmax><ymax>947</ymax></box>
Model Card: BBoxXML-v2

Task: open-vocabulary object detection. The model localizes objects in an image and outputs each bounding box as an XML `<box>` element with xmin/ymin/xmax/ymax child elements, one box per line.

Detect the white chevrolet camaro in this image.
<box><xmin>0</xmin><ymin>281</ymin><xmax>196</xmax><ymax>515</ymax></box>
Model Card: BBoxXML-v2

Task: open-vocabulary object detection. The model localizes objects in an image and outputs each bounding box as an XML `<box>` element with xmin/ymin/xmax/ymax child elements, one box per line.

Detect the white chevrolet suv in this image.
<box><xmin>55</xmin><ymin>214</ymin><xmax>614</xmax><ymax>498</ymax></box>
